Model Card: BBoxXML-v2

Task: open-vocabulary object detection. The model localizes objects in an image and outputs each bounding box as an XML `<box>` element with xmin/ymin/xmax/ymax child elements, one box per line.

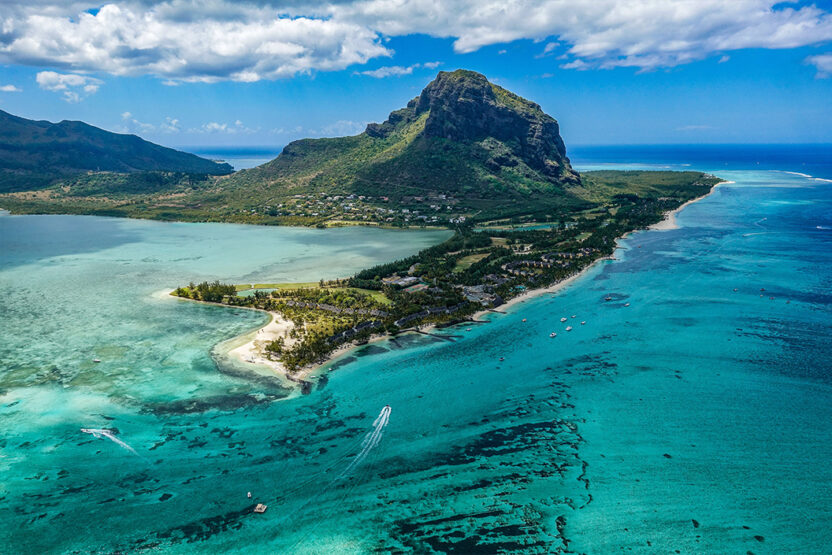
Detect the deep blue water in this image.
<box><xmin>571</xmin><ymin>143</ymin><xmax>832</xmax><ymax>179</ymax></box>
<box><xmin>1</xmin><ymin>145</ymin><xmax>831</xmax><ymax>552</ymax></box>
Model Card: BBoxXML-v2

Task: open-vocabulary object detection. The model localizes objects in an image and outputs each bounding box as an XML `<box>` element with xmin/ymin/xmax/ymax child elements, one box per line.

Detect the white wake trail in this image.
<box><xmin>81</xmin><ymin>428</ymin><xmax>139</xmax><ymax>456</ymax></box>
<box><xmin>339</xmin><ymin>406</ymin><xmax>390</xmax><ymax>479</ymax></box>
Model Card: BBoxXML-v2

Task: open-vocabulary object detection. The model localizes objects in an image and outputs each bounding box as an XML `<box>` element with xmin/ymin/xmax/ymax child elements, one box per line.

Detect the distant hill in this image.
<box><xmin>0</xmin><ymin>109</ymin><xmax>233</xmax><ymax>192</ymax></box>
<box><xmin>0</xmin><ymin>71</ymin><xmax>719</xmax><ymax>227</ymax></box>
<box><xmin>224</xmin><ymin>69</ymin><xmax>581</xmax><ymax>219</ymax></box>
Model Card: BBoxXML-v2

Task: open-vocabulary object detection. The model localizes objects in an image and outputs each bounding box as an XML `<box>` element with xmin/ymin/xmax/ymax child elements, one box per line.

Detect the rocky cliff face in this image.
<box><xmin>366</xmin><ymin>69</ymin><xmax>579</xmax><ymax>185</ymax></box>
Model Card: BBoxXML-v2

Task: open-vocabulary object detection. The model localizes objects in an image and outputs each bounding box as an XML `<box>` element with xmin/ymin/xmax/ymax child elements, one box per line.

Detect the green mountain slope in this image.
<box><xmin>0</xmin><ymin>70</ymin><xmax>720</xmax><ymax>228</ymax></box>
<box><xmin>0</xmin><ymin>109</ymin><xmax>233</xmax><ymax>192</ymax></box>
<box><xmin>224</xmin><ymin>70</ymin><xmax>581</xmax><ymax>218</ymax></box>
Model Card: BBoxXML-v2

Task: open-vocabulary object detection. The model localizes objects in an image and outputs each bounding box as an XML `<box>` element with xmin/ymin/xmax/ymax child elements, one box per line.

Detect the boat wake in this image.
<box><xmin>339</xmin><ymin>405</ymin><xmax>391</xmax><ymax>479</ymax></box>
<box><xmin>81</xmin><ymin>428</ymin><xmax>139</xmax><ymax>456</ymax></box>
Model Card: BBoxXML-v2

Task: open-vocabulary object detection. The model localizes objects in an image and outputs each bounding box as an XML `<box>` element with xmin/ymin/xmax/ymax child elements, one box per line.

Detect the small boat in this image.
<box><xmin>522</xmin><ymin>318</ymin><xmax>527</xmax><ymax>322</ymax></box>
<box><xmin>581</xmin><ymin>321</ymin><xmax>586</xmax><ymax>325</ymax></box>
<box><xmin>499</xmin><ymin>357</ymin><xmax>505</xmax><ymax>362</ymax></box>
<box><xmin>550</xmin><ymin>332</ymin><xmax>557</xmax><ymax>338</ymax></box>
<box><xmin>605</xmin><ymin>296</ymin><xmax>612</xmax><ymax>301</ymax></box>
<box><xmin>733</xmin><ymin>288</ymin><xmax>738</xmax><ymax>292</ymax></box>
<box><xmin>560</xmin><ymin>317</ymin><xmax>567</xmax><ymax>322</ymax></box>
<box><xmin>565</xmin><ymin>326</ymin><xmax>573</xmax><ymax>331</ymax></box>
<box><xmin>571</xmin><ymin>315</ymin><xmax>576</xmax><ymax>318</ymax></box>
<box><xmin>93</xmin><ymin>359</ymin><xmax>101</xmax><ymax>363</ymax></box>
<box><xmin>466</xmin><ymin>328</ymin><xmax>472</xmax><ymax>331</ymax></box>
<box><xmin>624</xmin><ymin>303</ymin><xmax>630</xmax><ymax>307</ymax></box>
<box><xmin>247</xmin><ymin>491</ymin><xmax>252</xmax><ymax>499</ymax></box>
<box><xmin>253</xmin><ymin>503</ymin><xmax>268</xmax><ymax>514</ymax></box>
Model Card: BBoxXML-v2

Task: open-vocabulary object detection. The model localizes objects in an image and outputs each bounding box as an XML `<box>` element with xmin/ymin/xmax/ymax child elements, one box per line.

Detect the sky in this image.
<box><xmin>0</xmin><ymin>0</ymin><xmax>831</xmax><ymax>148</ymax></box>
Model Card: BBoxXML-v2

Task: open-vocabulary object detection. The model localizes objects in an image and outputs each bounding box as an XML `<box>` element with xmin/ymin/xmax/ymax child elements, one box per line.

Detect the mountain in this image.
<box><xmin>226</xmin><ymin>69</ymin><xmax>581</xmax><ymax>219</ymax></box>
<box><xmin>0</xmin><ymin>70</ymin><xmax>717</xmax><ymax>228</ymax></box>
<box><xmin>0</xmin><ymin>109</ymin><xmax>233</xmax><ymax>191</ymax></box>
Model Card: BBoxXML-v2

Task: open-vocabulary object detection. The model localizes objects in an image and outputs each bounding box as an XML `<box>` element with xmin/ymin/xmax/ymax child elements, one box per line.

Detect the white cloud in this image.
<box><xmin>536</xmin><ymin>41</ymin><xmax>559</xmax><ymax>58</ymax></box>
<box><xmin>160</xmin><ymin>116</ymin><xmax>180</xmax><ymax>133</ymax></box>
<box><xmin>2</xmin><ymin>2</ymin><xmax>390</xmax><ymax>83</ymax></box>
<box><xmin>357</xmin><ymin>61</ymin><xmax>441</xmax><ymax>77</ymax></box>
<box><xmin>332</xmin><ymin>0</ymin><xmax>832</xmax><ymax>70</ymax></box>
<box><xmin>358</xmin><ymin>65</ymin><xmax>413</xmax><ymax>78</ymax></box>
<box><xmin>0</xmin><ymin>1</ymin><xmax>830</xmax><ymax>82</ymax></box>
<box><xmin>202</xmin><ymin>122</ymin><xmax>228</xmax><ymax>133</ymax></box>
<box><xmin>193</xmin><ymin>119</ymin><xmax>258</xmax><ymax>134</ymax></box>
<box><xmin>35</xmin><ymin>71</ymin><xmax>102</xmax><ymax>102</ymax></box>
<box><xmin>806</xmin><ymin>52</ymin><xmax>832</xmax><ymax>78</ymax></box>
<box><xmin>560</xmin><ymin>59</ymin><xmax>589</xmax><ymax>71</ymax></box>
<box><xmin>718</xmin><ymin>55</ymin><xmax>731</xmax><ymax>64</ymax></box>
<box><xmin>0</xmin><ymin>84</ymin><xmax>22</xmax><ymax>92</ymax></box>
<box><xmin>118</xmin><ymin>113</ymin><xmax>180</xmax><ymax>134</ymax></box>
<box><xmin>317</xmin><ymin>119</ymin><xmax>366</xmax><ymax>136</ymax></box>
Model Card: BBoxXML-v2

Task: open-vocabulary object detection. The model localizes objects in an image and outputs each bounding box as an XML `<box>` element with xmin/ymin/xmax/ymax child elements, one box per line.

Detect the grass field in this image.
<box><xmin>453</xmin><ymin>253</ymin><xmax>490</xmax><ymax>272</ymax></box>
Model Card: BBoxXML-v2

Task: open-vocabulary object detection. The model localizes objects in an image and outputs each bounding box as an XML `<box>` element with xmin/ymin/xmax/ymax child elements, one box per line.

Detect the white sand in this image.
<box><xmin>227</xmin><ymin>311</ymin><xmax>300</xmax><ymax>376</ymax></box>
<box><xmin>649</xmin><ymin>180</ymin><xmax>733</xmax><ymax>231</ymax></box>
<box><xmin>217</xmin><ymin>180</ymin><xmax>732</xmax><ymax>380</ymax></box>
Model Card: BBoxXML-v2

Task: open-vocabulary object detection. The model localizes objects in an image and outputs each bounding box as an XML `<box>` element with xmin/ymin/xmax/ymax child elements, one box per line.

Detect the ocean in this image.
<box><xmin>1</xmin><ymin>145</ymin><xmax>830</xmax><ymax>552</ymax></box>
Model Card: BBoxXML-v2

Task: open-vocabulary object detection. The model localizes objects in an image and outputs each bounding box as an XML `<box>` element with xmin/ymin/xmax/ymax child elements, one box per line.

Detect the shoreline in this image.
<box><xmin>648</xmin><ymin>180</ymin><xmax>733</xmax><ymax>231</ymax></box>
<box><xmin>471</xmin><ymin>256</ymin><xmax>615</xmax><ymax>321</ymax></box>
<box><xmin>197</xmin><ymin>181</ymin><xmax>729</xmax><ymax>389</ymax></box>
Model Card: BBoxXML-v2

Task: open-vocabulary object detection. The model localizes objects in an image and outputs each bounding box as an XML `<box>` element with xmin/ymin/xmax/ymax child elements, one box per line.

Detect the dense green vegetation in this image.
<box><xmin>170</xmin><ymin>168</ymin><xmax>721</xmax><ymax>374</ymax></box>
<box><xmin>174</xmin><ymin>281</ymin><xmax>237</xmax><ymax>303</ymax></box>
<box><xmin>1</xmin><ymin>70</ymin><xmax>584</xmax><ymax>225</ymax></box>
<box><xmin>0</xmin><ymin>72</ymin><xmax>717</xmax><ymax>234</ymax></box>
<box><xmin>1</xmin><ymin>70</ymin><xmax>724</xmax><ymax>375</ymax></box>
<box><xmin>0</xmin><ymin>108</ymin><xmax>232</xmax><ymax>194</ymax></box>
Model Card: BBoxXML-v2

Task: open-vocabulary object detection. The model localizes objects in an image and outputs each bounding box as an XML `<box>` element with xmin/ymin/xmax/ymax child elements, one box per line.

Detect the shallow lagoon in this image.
<box><xmin>1</xmin><ymin>168</ymin><xmax>831</xmax><ymax>552</ymax></box>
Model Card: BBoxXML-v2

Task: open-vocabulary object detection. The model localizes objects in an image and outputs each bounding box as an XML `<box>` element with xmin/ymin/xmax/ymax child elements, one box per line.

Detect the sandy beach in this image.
<box><xmin>226</xmin><ymin>311</ymin><xmax>297</xmax><ymax>373</ymax></box>
<box><xmin>223</xmin><ymin>308</ymin><xmax>391</xmax><ymax>386</ymax></box>
<box><xmin>471</xmin><ymin>256</ymin><xmax>615</xmax><ymax>322</ymax></box>
<box><xmin>649</xmin><ymin>180</ymin><xmax>733</xmax><ymax>231</ymax></box>
<box><xmin>212</xmin><ymin>181</ymin><xmax>730</xmax><ymax>387</ymax></box>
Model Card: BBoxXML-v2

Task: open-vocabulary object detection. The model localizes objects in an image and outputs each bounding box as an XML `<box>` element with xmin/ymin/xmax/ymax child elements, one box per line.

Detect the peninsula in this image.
<box><xmin>166</xmin><ymin>70</ymin><xmax>722</xmax><ymax>382</ymax></box>
<box><xmin>0</xmin><ymin>69</ymin><xmax>721</xmax><ymax>381</ymax></box>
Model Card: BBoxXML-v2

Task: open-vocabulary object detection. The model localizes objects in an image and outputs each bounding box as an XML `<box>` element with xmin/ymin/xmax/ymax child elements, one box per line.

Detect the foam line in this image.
<box><xmin>81</xmin><ymin>428</ymin><xmax>139</xmax><ymax>456</ymax></box>
<box><xmin>339</xmin><ymin>406</ymin><xmax>390</xmax><ymax>478</ymax></box>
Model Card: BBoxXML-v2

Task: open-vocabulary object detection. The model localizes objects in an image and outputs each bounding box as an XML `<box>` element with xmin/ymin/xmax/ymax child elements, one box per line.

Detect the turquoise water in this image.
<box><xmin>2</xmin><ymin>166</ymin><xmax>832</xmax><ymax>552</ymax></box>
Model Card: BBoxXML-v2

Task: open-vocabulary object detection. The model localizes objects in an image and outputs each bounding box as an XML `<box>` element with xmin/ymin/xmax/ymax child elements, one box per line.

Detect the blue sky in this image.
<box><xmin>1</xmin><ymin>1</ymin><xmax>832</xmax><ymax>148</ymax></box>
